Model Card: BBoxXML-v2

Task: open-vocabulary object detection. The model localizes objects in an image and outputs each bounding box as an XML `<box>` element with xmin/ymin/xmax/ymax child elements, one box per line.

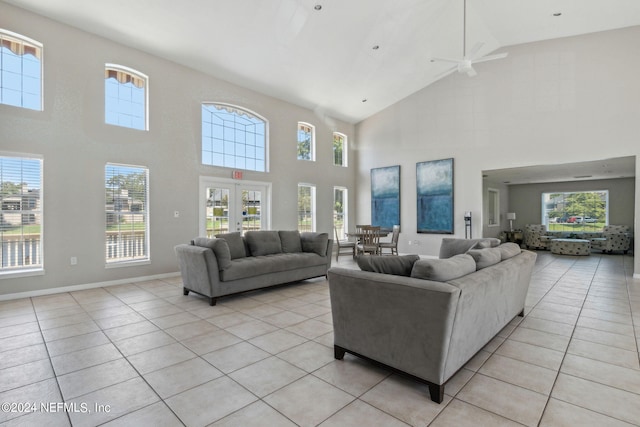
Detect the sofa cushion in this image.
<box><xmin>220</xmin><ymin>253</ymin><xmax>325</xmax><ymax>281</ymax></box>
<box><xmin>279</xmin><ymin>230</ymin><xmax>303</xmax><ymax>253</ymax></box>
<box><xmin>467</xmin><ymin>247</ymin><xmax>502</xmax><ymax>270</ymax></box>
<box><xmin>438</xmin><ymin>238</ymin><xmax>500</xmax><ymax>259</ymax></box>
<box><xmin>215</xmin><ymin>232</ymin><xmax>246</xmax><ymax>259</ymax></box>
<box><xmin>410</xmin><ymin>254</ymin><xmax>476</xmax><ymax>282</ymax></box>
<box><xmin>498</xmin><ymin>243</ymin><xmax>521</xmax><ymax>260</ymax></box>
<box><xmin>193</xmin><ymin>237</ymin><xmax>232</xmax><ymax>270</ymax></box>
<box><xmin>357</xmin><ymin>254</ymin><xmax>421</xmax><ymax>277</ymax></box>
<box><xmin>245</xmin><ymin>230</ymin><xmax>282</xmax><ymax>256</ymax></box>
<box><xmin>301</xmin><ymin>232</ymin><xmax>329</xmax><ymax>256</ymax></box>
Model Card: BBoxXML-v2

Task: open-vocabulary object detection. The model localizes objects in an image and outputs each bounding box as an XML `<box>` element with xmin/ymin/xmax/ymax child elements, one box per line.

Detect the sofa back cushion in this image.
<box><xmin>245</xmin><ymin>230</ymin><xmax>283</xmax><ymax>256</ymax></box>
<box><xmin>193</xmin><ymin>237</ymin><xmax>232</xmax><ymax>270</ymax></box>
<box><xmin>279</xmin><ymin>230</ymin><xmax>303</xmax><ymax>253</ymax></box>
<box><xmin>301</xmin><ymin>232</ymin><xmax>329</xmax><ymax>256</ymax></box>
<box><xmin>498</xmin><ymin>242</ymin><xmax>521</xmax><ymax>260</ymax></box>
<box><xmin>438</xmin><ymin>238</ymin><xmax>500</xmax><ymax>259</ymax></box>
<box><xmin>467</xmin><ymin>247</ymin><xmax>502</xmax><ymax>270</ymax></box>
<box><xmin>215</xmin><ymin>232</ymin><xmax>247</xmax><ymax>259</ymax></box>
<box><xmin>410</xmin><ymin>254</ymin><xmax>476</xmax><ymax>281</ymax></box>
<box><xmin>357</xmin><ymin>254</ymin><xmax>420</xmax><ymax>276</ymax></box>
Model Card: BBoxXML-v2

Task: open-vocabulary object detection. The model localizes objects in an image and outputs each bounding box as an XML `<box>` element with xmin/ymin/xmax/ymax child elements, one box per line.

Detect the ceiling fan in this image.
<box><xmin>431</xmin><ymin>0</ymin><xmax>508</xmax><ymax>78</ymax></box>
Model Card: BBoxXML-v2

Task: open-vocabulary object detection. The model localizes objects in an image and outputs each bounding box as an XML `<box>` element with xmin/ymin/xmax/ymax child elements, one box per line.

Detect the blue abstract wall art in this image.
<box><xmin>371</xmin><ymin>165</ymin><xmax>400</xmax><ymax>231</ymax></box>
<box><xmin>417</xmin><ymin>158</ymin><xmax>454</xmax><ymax>234</ymax></box>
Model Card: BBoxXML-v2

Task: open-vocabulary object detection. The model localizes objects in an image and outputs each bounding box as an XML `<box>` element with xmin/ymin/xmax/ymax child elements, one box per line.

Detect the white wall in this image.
<box><xmin>355</xmin><ymin>26</ymin><xmax>640</xmax><ymax>275</ymax></box>
<box><xmin>0</xmin><ymin>4</ymin><xmax>355</xmax><ymax>296</ymax></box>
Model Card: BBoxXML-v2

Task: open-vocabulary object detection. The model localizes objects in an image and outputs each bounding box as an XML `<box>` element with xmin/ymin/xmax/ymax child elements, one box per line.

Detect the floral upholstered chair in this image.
<box><xmin>524</xmin><ymin>224</ymin><xmax>551</xmax><ymax>250</ymax></box>
<box><xmin>598</xmin><ymin>225</ymin><xmax>631</xmax><ymax>254</ymax></box>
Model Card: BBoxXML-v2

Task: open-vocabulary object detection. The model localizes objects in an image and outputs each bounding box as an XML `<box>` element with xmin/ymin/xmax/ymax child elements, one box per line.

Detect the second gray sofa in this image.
<box><xmin>328</xmin><ymin>238</ymin><xmax>536</xmax><ymax>403</ymax></box>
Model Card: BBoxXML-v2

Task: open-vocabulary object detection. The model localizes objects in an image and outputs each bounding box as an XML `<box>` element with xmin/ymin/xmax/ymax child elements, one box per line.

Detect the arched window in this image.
<box><xmin>105</xmin><ymin>64</ymin><xmax>148</xmax><ymax>130</ymax></box>
<box><xmin>0</xmin><ymin>29</ymin><xmax>42</xmax><ymax>111</ymax></box>
<box><xmin>297</xmin><ymin>122</ymin><xmax>315</xmax><ymax>161</ymax></box>
<box><xmin>333</xmin><ymin>132</ymin><xmax>347</xmax><ymax>166</ymax></box>
<box><xmin>202</xmin><ymin>103</ymin><xmax>267</xmax><ymax>172</ymax></box>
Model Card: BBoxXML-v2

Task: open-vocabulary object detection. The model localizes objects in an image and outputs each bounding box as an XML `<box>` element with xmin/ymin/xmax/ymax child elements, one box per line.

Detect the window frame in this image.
<box><xmin>104</xmin><ymin>63</ymin><xmax>149</xmax><ymax>131</ymax></box>
<box><xmin>333</xmin><ymin>132</ymin><xmax>347</xmax><ymax>167</ymax></box>
<box><xmin>333</xmin><ymin>186</ymin><xmax>348</xmax><ymax>240</ymax></box>
<box><xmin>0</xmin><ymin>152</ymin><xmax>44</xmax><ymax>278</ymax></box>
<box><xmin>0</xmin><ymin>29</ymin><xmax>43</xmax><ymax>111</ymax></box>
<box><xmin>297</xmin><ymin>183</ymin><xmax>316</xmax><ymax>232</ymax></box>
<box><xmin>201</xmin><ymin>102</ymin><xmax>268</xmax><ymax>172</ymax></box>
<box><xmin>105</xmin><ymin>163</ymin><xmax>150</xmax><ymax>267</ymax></box>
<box><xmin>542</xmin><ymin>190</ymin><xmax>609</xmax><ymax>232</ymax></box>
<box><xmin>297</xmin><ymin>122</ymin><xmax>315</xmax><ymax>161</ymax></box>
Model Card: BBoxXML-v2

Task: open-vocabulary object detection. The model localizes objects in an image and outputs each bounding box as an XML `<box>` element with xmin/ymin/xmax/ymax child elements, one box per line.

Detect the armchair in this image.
<box><xmin>597</xmin><ymin>225</ymin><xmax>631</xmax><ymax>254</ymax></box>
<box><xmin>524</xmin><ymin>224</ymin><xmax>551</xmax><ymax>250</ymax></box>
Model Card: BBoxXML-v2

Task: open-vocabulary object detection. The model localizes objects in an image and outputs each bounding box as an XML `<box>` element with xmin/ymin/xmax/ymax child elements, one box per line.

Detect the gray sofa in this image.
<box><xmin>328</xmin><ymin>238</ymin><xmax>536</xmax><ymax>403</ymax></box>
<box><xmin>175</xmin><ymin>230</ymin><xmax>333</xmax><ymax>305</ymax></box>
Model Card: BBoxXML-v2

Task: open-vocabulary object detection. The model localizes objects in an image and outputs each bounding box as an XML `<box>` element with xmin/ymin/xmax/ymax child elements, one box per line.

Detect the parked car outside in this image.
<box><xmin>583</xmin><ymin>217</ymin><xmax>597</xmax><ymax>223</ymax></box>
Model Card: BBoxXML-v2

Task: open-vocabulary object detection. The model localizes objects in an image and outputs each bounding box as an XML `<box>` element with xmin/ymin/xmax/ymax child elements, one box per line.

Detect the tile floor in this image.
<box><xmin>0</xmin><ymin>251</ymin><xmax>639</xmax><ymax>426</ymax></box>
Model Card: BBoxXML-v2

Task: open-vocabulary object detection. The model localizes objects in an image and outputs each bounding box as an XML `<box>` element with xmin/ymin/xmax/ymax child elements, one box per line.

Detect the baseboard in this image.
<box><xmin>0</xmin><ymin>271</ymin><xmax>181</xmax><ymax>302</ymax></box>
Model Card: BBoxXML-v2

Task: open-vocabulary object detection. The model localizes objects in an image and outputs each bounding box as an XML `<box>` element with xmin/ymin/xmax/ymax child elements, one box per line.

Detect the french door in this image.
<box><xmin>199</xmin><ymin>177</ymin><xmax>271</xmax><ymax>237</ymax></box>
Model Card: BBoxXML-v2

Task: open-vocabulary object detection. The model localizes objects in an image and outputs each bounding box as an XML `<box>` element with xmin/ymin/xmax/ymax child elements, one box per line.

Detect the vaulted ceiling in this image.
<box><xmin>4</xmin><ymin>0</ymin><xmax>640</xmax><ymax>124</ymax></box>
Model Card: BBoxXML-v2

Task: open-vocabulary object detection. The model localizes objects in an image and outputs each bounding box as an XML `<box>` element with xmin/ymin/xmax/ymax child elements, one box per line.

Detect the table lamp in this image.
<box><xmin>506</xmin><ymin>212</ymin><xmax>516</xmax><ymax>232</ymax></box>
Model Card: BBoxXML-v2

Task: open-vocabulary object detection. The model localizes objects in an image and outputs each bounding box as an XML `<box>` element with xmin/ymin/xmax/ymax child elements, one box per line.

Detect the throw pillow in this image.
<box><xmin>279</xmin><ymin>230</ymin><xmax>303</xmax><ymax>253</ymax></box>
<box><xmin>498</xmin><ymin>242</ymin><xmax>521</xmax><ymax>260</ymax></box>
<box><xmin>410</xmin><ymin>254</ymin><xmax>476</xmax><ymax>282</ymax></box>
<box><xmin>438</xmin><ymin>238</ymin><xmax>500</xmax><ymax>259</ymax></box>
<box><xmin>192</xmin><ymin>237</ymin><xmax>232</xmax><ymax>270</ymax></box>
<box><xmin>300</xmin><ymin>232</ymin><xmax>329</xmax><ymax>256</ymax></box>
<box><xmin>215</xmin><ymin>232</ymin><xmax>246</xmax><ymax>259</ymax></box>
<box><xmin>467</xmin><ymin>247</ymin><xmax>502</xmax><ymax>270</ymax></box>
<box><xmin>357</xmin><ymin>254</ymin><xmax>421</xmax><ymax>276</ymax></box>
<box><xmin>244</xmin><ymin>231</ymin><xmax>283</xmax><ymax>256</ymax></box>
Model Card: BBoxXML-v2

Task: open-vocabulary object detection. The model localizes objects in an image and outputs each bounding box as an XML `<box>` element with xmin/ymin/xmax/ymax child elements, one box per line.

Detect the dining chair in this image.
<box><xmin>357</xmin><ymin>225</ymin><xmax>380</xmax><ymax>256</ymax></box>
<box><xmin>378</xmin><ymin>224</ymin><xmax>400</xmax><ymax>255</ymax></box>
<box><xmin>334</xmin><ymin>226</ymin><xmax>356</xmax><ymax>261</ymax></box>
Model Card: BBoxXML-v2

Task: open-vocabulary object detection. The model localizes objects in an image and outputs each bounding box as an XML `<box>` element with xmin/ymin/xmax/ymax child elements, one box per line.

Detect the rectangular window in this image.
<box><xmin>105</xmin><ymin>164</ymin><xmax>149</xmax><ymax>265</ymax></box>
<box><xmin>0</xmin><ymin>155</ymin><xmax>42</xmax><ymax>274</ymax></box>
<box><xmin>105</xmin><ymin>64</ymin><xmax>148</xmax><ymax>130</ymax></box>
<box><xmin>333</xmin><ymin>132</ymin><xmax>347</xmax><ymax>166</ymax></box>
<box><xmin>542</xmin><ymin>190</ymin><xmax>608</xmax><ymax>232</ymax></box>
<box><xmin>298</xmin><ymin>183</ymin><xmax>315</xmax><ymax>232</ymax></box>
<box><xmin>0</xmin><ymin>30</ymin><xmax>42</xmax><ymax>111</ymax></box>
<box><xmin>297</xmin><ymin>122</ymin><xmax>315</xmax><ymax>161</ymax></box>
<box><xmin>333</xmin><ymin>187</ymin><xmax>348</xmax><ymax>240</ymax></box>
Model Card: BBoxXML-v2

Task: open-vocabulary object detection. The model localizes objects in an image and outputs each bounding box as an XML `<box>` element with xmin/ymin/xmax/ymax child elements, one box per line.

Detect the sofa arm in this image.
<box><xmin>328</xmin><ymin>267</ymin><xmax>460</xmax><ymax>387</ymax></box>
<box><xmin>174</xmin><ymin>244</ymin><xmax>222</xmax><ymax>301</ymax></box>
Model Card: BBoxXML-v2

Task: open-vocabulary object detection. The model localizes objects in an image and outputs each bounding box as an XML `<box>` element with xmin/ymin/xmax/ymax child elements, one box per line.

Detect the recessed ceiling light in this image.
<box><xmin>362</xmin><ymin>99</ymin><xmax>368</xmax><ymax>103</ymax></box>
<box><xmin>553</xmin><ymin>12</ymin><xmax>562</xmax><ymax>17</ymax></box>
<box><xmin>372</xmin><ymin>45</ymin><xmax>380</xmax><ymax>50</ymax></box>
<box><xmin>314</xmin><ymin>4</ymin><xmax>322</xmax><ymax>11</ymax></box>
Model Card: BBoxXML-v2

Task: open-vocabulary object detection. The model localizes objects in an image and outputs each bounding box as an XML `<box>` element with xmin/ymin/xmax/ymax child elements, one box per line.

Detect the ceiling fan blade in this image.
<box><xmin>466</xmin><ymin>66</ymin><xmax>477</xmax><ymax>77</ymax></box>
<box><xmin>472</xmin><ymin>52</ymin><xmax>508</xmax><ymax>64</ymax></box>
<box><xmin>431</xmin><ymin>57</ymin><xmax>462</xmax><ymax>64</ymax></box>
<box><xmin>467</xmin><ymin>42</ymin><xmax>484</xmax><ymax>60</ymax></box>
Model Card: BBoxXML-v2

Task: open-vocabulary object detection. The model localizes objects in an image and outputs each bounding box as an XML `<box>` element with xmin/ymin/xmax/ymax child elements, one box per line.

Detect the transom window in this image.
<box><xmin>297</xmin><ymin>122</ymin><xmax>315</xmax><ymax>161</ymax></box>
<box><xmin>105</xmin><ymin>164</ymin><xmax>149</xmax><ymax>265</ymax></box>
<box><xmin>0</xmin><ymin>29</ymin><xmax>42</xmax><ymax>111</ymax></box>
<box><xmin>202</xmin><ymin>103</ymin><xmax>267</xmax><ymax>172</ymax></box>
<box><xmin>0</xmin><ymin>154</ymin><xmax>43</xmax><ymax>274</ymax></box>
<box><xmin>333</xmin><ymin>132</ymin><xmax>347</xmax><ymax>167</ymax></box>
<box><xmin>298</xmin><ymin>183</ymin><xmax>315</xmax><ymax>232</ymax></box>
<box><xmin>105</xmin><ymin>64</ymin><xmax>148</xmax><ymax>130</ymax></box>
<box><xmin>542</xmin><ymin>190</ymin><xmax>608</xmax><ymax>232</ymax></box>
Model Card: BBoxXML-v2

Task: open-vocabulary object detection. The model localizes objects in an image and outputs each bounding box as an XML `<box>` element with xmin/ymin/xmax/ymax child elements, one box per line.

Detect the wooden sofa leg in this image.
<box><xmin>428</xmin><ymin>384</ymin><xmax>444</xmax><ymax>403</ymax></box>
<box><xmin>518</xmin><ymin>309</ymin><xmax>525</xmax><ymax>317</ymax></box>
<box><xmin>183</xmin><ymin>287</ymin><xmax>189</xmax><ymax>296</ymax></box>
<box><xmin>209</xmin><ymin>297</ymin><xmax>217</xmax><ymax>306</ymax></box>
<box><xmin>334</xmin><ymin>345</ymin><xmax>346</xmax><ymax>360</ymax></box>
